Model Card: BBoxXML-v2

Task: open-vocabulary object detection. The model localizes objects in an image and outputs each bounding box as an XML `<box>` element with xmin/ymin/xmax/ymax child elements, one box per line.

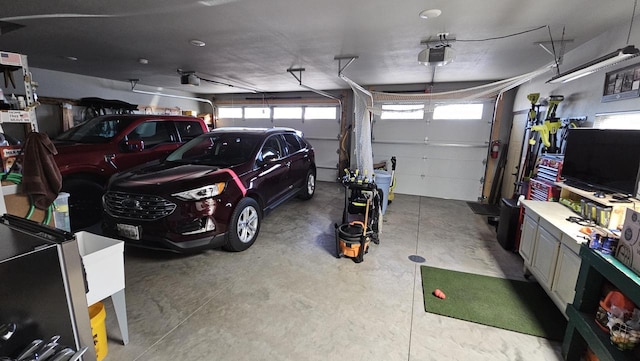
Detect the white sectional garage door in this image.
<box><xmin>217</xmin><ymin>105</ymin><xmax>339</xmax><ymax>182</ymax></box>
<box><xmin>273</xmin><ymin>118</ymin><xmax>339</xmax><ymax>182</ymax></box>
<box><xmin>371</xmin><ymin>101</ymin><xmax>495</xmax><ymax>201</ymax></box>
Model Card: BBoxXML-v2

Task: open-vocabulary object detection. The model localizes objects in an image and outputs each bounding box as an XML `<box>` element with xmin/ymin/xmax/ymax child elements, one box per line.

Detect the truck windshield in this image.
<box><xmin>56</xmin><ymin>116</ymin><xmax>136</xmax><ymax>143</ymax></box>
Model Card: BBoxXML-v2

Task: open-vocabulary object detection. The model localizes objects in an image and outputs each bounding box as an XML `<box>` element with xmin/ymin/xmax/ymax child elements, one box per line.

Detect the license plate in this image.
<box><xmin>116</xmin><ymin>223</ymin><xmax>140</xmax><ymax>240</ymax></box>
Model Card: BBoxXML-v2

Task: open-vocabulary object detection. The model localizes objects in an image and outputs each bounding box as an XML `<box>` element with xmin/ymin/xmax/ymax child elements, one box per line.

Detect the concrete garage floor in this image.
<box><xmin>98</xmin><ymin>181</ymin><xmax>563</xmax><ymax>361</ymax></box>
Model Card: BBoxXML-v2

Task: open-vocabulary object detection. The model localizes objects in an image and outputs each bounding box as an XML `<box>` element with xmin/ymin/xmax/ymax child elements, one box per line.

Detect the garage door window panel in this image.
<box><xmin>432</xmin><ymin>104</ymin><xmax>484</xmax><ymax>120</ymax></box>
<box><xmin>218</xmin><ymin>107</ymin><xmax>243</xmax><ymax>119</ymax></box>
<box><xmin>245</xmin><ymin>107</ymin><xmax>271</xmax><ymax>119</ymax></box>
<box><xmin>380</xmin><ymin>104</ymin><xmax>425</xmax><ymax>120</ymax></box>
<box><xmin>273</xmin><ymin>107</ymin><xmax>302</xmax><ymax>119</ymax></box>
<box><xmin>305</xmin><ymin>107</ymin><xmax>337</xmax><ymax>120</ymax></box>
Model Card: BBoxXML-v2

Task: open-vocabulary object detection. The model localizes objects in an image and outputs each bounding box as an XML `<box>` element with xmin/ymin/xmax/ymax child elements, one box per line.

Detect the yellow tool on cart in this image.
<box><xmin>388</xmin><ymin>156</ymin><xmax>396</xmax><ymax>203</ymax></box>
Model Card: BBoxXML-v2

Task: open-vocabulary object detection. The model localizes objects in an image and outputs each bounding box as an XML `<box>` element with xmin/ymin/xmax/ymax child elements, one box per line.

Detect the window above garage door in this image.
<box><xmin>433</xmin><ymin>104</ymin><xmax>484</xmax><ymax>120</ymax></box>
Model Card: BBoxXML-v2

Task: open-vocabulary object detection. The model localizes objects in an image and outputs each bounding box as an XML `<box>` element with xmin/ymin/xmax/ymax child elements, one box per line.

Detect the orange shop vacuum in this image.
<box><xmin>335</xmin><ymin>197</ymin><xmax>372</xmax><ymax>263</ymax></box>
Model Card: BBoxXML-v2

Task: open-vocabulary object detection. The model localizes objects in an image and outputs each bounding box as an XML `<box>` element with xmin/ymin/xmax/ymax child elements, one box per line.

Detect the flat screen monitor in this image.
<box><xmin>561</xmin><ymin>128</ymin><xmax>640</xmax><ymax>196</ymax></box>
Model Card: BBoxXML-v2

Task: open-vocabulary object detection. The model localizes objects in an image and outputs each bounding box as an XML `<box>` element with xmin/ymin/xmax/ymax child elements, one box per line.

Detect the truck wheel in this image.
<box><xmin>62</xmin><ymin>178</ymin><xmax>104</xmax><ymax>231</ymax></box>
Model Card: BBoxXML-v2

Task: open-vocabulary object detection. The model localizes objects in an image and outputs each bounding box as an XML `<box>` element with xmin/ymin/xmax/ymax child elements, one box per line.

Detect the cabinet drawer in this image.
<box><xmin>560</xmin><ymin>233</ymin><xmax>582</xmax><ymax>255</ymax></box>
<box><xmin>523</xmin><ymin>209</ymin><xmax>540</xmax><ymax>223</ymax></box>
<box><xmin>539</xmin><ymin>218</ymin><xmax>562</xmax><ymax>240</ymax></box>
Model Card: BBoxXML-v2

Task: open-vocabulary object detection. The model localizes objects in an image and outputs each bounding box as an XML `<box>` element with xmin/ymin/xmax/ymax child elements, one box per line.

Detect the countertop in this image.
<box><xmin>520</xmin><ymin>199</ymin><xmax>589</xmax><ymax>254</ymax></box>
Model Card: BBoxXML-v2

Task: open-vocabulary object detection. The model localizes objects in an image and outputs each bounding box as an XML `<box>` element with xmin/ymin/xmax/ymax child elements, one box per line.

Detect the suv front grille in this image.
<box><xmin>104</xmin><ymin>191</ymin><xmax>176</xmax><ymax>220</ymax></box>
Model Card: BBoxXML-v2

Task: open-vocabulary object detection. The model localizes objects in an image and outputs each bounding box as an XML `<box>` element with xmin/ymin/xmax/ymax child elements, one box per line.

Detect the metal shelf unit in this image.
<box><xmin>0</xmin><ymin>51</ymin><xmax>38</xmax><ymax>133</ymax></box>
<box><xmin>0</xmin><ymin>51</ymin><xmax>40</xmax><ymax>215</ymax></box>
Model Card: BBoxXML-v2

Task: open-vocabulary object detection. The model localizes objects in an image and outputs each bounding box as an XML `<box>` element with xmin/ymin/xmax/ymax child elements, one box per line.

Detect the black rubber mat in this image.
<box><xmin>466</xmin><ymin>202</ymin><xmax>500</xmax><ymax>216</ymax></box>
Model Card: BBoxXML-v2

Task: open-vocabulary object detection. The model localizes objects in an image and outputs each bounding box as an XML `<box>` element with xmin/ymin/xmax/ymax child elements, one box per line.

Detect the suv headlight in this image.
<box><xmin>172</xmin><ymin>183</ymin><xmax>226</xmax><ymax>200</ymax></box>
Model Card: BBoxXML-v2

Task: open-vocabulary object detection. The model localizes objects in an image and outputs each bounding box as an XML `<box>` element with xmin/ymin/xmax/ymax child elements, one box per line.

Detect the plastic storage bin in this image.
<box><xmin>53</xmin><ymin>192</ymin><xmax>70</xmax><ymax>231</ymax></box>
<box><xmin>374</xmin><ymin>169</ymin><xmax>392</xmax><ymax>215</ymax></box>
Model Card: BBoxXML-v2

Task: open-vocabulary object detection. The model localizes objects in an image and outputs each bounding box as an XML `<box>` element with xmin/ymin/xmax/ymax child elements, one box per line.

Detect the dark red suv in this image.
<box><xmin>53</xmin><ymin>114</ymin><xmax>208</xmax><ymax>229</ymax></box>
<box><xmin>101</xmin><ymin>127</ymin><xmax>316</xmax><ymax>253</ymax></box>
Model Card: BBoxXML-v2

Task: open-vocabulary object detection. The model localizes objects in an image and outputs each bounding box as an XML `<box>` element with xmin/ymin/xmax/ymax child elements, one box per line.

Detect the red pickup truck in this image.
<box><xmin>53</xmin><ymin>114</ymin><xmax>208</xmax><ymax>230</ymax></box>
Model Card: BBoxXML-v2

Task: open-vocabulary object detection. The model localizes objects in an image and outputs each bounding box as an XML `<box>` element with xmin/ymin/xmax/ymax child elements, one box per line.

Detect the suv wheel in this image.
<box><xmin>224</xmin><ymin>197</ymin><xmax>261</xmax><ymax>252</ymax></box>
<box><xmin>63</xmin><ymin>178</ymin><xmax>104</xmax><ymax>231</ymax></box>
<box><xmin>298</xmin><ymin>169</ymin><xmax>316</xmax><ymax>200</ymax></box>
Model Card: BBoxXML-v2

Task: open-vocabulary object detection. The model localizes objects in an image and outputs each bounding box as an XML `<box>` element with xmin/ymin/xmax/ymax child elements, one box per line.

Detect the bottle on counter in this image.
<box><xmin>9</xmin><ymin>94</ymin><xmax>17</xmax><ymax>109</ymax></box>
<box><xmin>17</xmin><ymin>96</ymin><xmax>25</xmax><ymax>110</ymax></box>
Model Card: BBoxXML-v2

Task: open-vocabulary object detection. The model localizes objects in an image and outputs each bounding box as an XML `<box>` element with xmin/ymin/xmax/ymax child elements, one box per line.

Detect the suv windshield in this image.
<box><xmin>166</xmin><ymin>133</ymin><xmax>261</xmax><ymax>166</ymax></box>
<box><xmin>56</xmin><ymin>116</ymin><xmax>137</xmax><ymax>143</ymax></box>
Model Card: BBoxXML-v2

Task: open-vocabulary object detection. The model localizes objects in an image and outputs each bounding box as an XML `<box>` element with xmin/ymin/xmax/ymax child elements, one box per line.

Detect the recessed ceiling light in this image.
<box><xmin>65</xmin><ymin>56</ymin><xmax>78</xmax><ymax>61</ymax></box>
<box><xmin>189</xmin><ymin>39</ymin><xmax>206</xmax><ymax>47</ymax></box>
<box><xmin>419</xmin><ymin>9</ymin><xmax>442</xmax><ymax>19</ymax></box>
<box><xmin>197</xmin><ymin>0</ymin><xmax>233</xmax><ymax>6</ymax></box>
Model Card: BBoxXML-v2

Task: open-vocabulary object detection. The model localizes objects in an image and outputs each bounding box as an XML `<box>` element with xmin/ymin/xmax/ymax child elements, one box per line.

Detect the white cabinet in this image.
<box><xmin>531</xmin><ymin>226</ymin><xmax>560</xmax><ymax>288</ymax></box>
<box><xmin>519</xmin><ymin>200</ymin><xmax>586</xmax><ymax>316</ymax></box>
<box><xmin>519</xmin><ymin>185</ymin><xmax>631</xmax><ymax>317</ymax></box>
<box><xmin>519</xmin><ymin>214</ymin><xmax>538</xmax><ymax>264</ymax></box>
<box><xmin>551</xmin><ymin>243</ymin><xmax>581</xmax><ymax>311</ymax></box>
<box><xmin>519</xmin><ymin>212</ymin><xmax>563</xmax><ymax>291</ymax></box>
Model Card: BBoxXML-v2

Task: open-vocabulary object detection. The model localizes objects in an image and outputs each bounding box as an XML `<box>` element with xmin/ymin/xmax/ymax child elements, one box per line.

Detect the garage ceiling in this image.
<box><xmin>0</xmin><ymin>0</ymin><xmax>636</xmax><ymax>94</ymax></box>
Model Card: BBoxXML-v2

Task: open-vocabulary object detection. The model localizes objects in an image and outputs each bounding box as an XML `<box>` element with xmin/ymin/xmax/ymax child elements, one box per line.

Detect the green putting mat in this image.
<box><xmin>420</xmin><ymin>266</ymin><xmax>567</xmax><ymax>340</ymax></box>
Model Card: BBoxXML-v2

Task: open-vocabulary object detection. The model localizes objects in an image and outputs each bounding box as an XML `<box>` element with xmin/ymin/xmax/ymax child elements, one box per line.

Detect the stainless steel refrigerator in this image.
<box><xmin>0</xmin><ymin>214</ymin><xmax>97</xmax><ymax>360</ymax></box>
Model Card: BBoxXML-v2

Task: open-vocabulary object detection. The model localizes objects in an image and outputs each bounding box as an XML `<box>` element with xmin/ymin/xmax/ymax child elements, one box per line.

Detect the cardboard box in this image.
<box><xmin>615</xmin><ymin>208</ymin><xmax>640</xmax><ymax>276</ymax></box>
<box><xmin>4</xmin><ymin>192</ymin><xmax>54</xmax><ymax>226</ymax></box>
<box><xmin>0</xmin><ymin>145</ymin><xmax>22</xmax><ymax>173</ymax></box>
<box><xmin>2</xmin><ymin>185</ymin><xmax>70</xmax><ymax>230</ymax></box>
<box><xmin>198</xmin><ymin>113</ymin><xmax>213</xmax><ymax>126</ymax></box>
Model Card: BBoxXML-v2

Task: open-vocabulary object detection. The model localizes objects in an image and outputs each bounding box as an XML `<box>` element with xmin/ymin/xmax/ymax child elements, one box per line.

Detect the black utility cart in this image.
<box><xmin>335</xmin><ymin>170</ymin><xmax>382</xmax><ymax>263</ymax></box>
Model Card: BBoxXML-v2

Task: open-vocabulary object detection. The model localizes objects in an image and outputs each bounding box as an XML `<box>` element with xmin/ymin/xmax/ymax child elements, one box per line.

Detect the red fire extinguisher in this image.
<box><xmin>490</xmin><ymin>140</ymin><xmax>500</xmax><ymax>159</ymax></box>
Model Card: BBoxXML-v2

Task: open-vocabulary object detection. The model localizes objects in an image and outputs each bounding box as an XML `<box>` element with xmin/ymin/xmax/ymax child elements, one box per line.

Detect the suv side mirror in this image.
<box><xmin>263</xmin><ymin>153</ymin><xmax>278</xmax><ymax>163</ymax></box>
<box><xmin>258</xmin><ymin>148</ymin><xmax>278</xmax><ymax>166</ymax></box>
<box><xmin>126</xmin><ymin>139</ymin><xmax>145</xmax><ymax>152</ymax></box>
<box><xmin>257</xmin><ymin>154</ymin><xmax>277</xmax><ymax>168</ymax></box>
